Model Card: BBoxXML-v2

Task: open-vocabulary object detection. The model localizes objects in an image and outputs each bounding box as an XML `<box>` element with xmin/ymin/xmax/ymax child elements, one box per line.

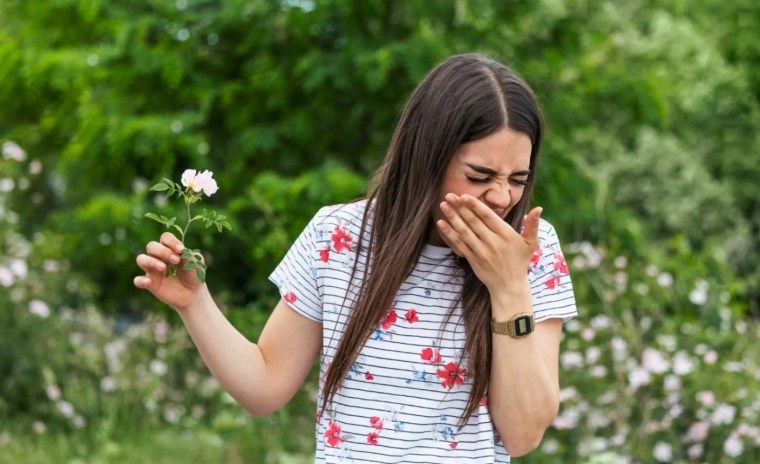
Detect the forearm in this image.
<box><xmin>488</xmin><ymin>286</ymin><xmax>560</xmax><ymax>457</ymax></box>
<box><xmin>176</xmin><ymin>286</ymin><xmax>274</xmax><ymax>415</ymax></box>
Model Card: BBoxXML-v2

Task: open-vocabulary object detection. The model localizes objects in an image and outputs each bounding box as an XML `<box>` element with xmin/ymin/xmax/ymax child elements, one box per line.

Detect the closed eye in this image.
<box><xmin>466</xmin><ymin>176</ymin><xmax>490</xmax><ymax>184</ymax></box>
<box><xmin>509</xmin><ymin>178</ymin><xmax>529</xmax><ymax>186</ymax></box>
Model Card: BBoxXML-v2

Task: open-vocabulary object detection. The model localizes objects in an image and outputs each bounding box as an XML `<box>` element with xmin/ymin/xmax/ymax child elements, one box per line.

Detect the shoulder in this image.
<box><xmin>308</xmin><ymin>199</ymin><xmax>370</xmax><ymax>237</ymax></box>
<box><xmin>536</xmin><ymin>217</ymin><xmax>560</xmax><ymax>246</ymax></box>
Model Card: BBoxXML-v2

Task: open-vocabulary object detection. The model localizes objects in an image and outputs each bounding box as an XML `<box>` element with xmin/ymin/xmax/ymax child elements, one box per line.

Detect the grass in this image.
<box><xmin>0</xmin><ymin>408</ymin><xmax>316</xmax><ymax>464</ymax></box>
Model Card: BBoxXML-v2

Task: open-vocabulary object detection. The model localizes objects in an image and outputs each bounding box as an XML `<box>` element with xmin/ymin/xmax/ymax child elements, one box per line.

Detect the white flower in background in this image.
<box><xmin>45</xmin><ymin>385</ymin><xmax>61</xmax><ymax>401</ymax></box>
<box><xmin>0</xmin><ymin>266</ymin><xmax>13</xmax><ymax>287</ymax></box>
<box><xmin>2</xmin><ymin>141</ymin><xmax>26</xmax><ymax>161</ymax></box>
<box><xmin>704</xmin><ymin>350</ymin><xmax>718</xmax><ymax>364</ymax></box>
<box><xmin>541</xmin><ymin>438</ymin><xmax>559</xmax><ymax>454</ymax></box>
<box><xmin>553</xmin><ymin>408</ymin><xmax>580</xmax><ymax>430</ymax></box>
<box><xmin>687</xmin><ymin>443</ymin><xmax>704</xmax><ymax>459</ymax></box>
<box><xmin>586</xmin><ymin>346</ymin><xmax>601</xmax><ymax>364</ymax></box>
<box><xmin>9</xmin><ymin>259</ymin><xmax>27</xmax><ymax>279</ymax></box>
<box><xmin>724</xmin><ymin>433</ymin><xmax>744</xmax><ymax>457</ymax></box>
<box><xmin>29</xmin><ymin>159</ymin><xmax>42</xmax><ymax>175</ymax></box>
<box><xmin>642</xmin><ymin>348</ymin><xmax>670</xmax><ymax>374</ymax></box>
<box><xmin>56</xmin><ymin>401</ymin><xmax>75</xmax><ymax>418</ymax></box>
<box><xmin>672</xmin><ymin>351</ymin><xmax>695</xmax><ymax>375</ymax></box>
<box><xmin>657</xmin><ymin>272</ymin><xmax>674</xmax><ymax>287</ymax></box>
<box><xmin>181</xmin><ymin>169</ymin><xmax>219</xmax><ymax>196</ymax></box>
<box><xmin>628</xmin><ymin>366</ymin><xmax>651</xmax><ymax>390</ymax></box>
<box><xmin>664</xmin><ymin>375</ymin><xmax>681</xmax><ymax>392</ymax></box>
<box><xmin>32</xmin><ymin>421</ymin><xmax>47</xmax><ymax>434</ymax></box>
<box><xmin>590</xmin><ymin>314</ymin><xmax>611</xmax><ymax>329</ymax></box>
<box><xmin>100</xmin><ymin>376</ymin><xmax>116</xmax><ymax>393</ymax></box>
<box><xmin>73</xmin><ymin>415</ymin><xmax>86</xmax><ymax>428</ymax></box>
<box><xmin>696</xmin><ymin>390</ymin><xmax>716</xmax><ymax>407</ymax></box>
<box><xmin>149</xmin><ymin>359</ymin><xmax>168</xmax><ymax>376</ymax></box>
<box><xmin>712</xmin><ymin>404</ymin><xmax>737</xmax><ymax>425</ymax></box>
<box><xmin>561</xmin><ymin>351</ymin><xmax>584</xmax><ymax>369</ymax></box>
<box><xmin>687</xmin><ymin>421</ymin><xmax>710</xmax><ymax>442</ymax></box>
<box><xmin>653</xmin><ymin>442</ymin><xmax>672</xmax><ymax>462</ymax></box>
<box><xmin>28</xmin><ymin>300</ymin><xmax>50</xmax><ymax>318</ymax></box>
<box><xmin>689</xmin><ymin>279</ymin><xmax>709</xmax><ymax>305</ymax></box>
<box><xmin>0</xmin><ymin>178</ymin><xmax>14</xmax><ymax>192</ymax></box>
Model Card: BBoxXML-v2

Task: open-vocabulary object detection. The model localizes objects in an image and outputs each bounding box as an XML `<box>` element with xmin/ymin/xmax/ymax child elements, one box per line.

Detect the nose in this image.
<box><xmin>482</xmin><ymin>182</ymin><xmax>511</xmax><ymax>215</ymax></box>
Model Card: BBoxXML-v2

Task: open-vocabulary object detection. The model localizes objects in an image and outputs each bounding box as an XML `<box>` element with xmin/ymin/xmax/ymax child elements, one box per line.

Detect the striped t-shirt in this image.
<box><xmin>269</xmin><ymin>200</ymin><xmax>577</xmax><ymax>463</ymax></box>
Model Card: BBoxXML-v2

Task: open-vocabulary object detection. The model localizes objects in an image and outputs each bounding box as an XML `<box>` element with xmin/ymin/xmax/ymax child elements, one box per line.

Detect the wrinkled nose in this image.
<box><xmin>483</xmin><ymin>183</ymin><xmax>511</xmax><ymax>216</ymax></box>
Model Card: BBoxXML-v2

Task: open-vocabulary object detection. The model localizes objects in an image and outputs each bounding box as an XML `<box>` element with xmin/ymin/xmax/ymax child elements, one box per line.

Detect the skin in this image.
<box><xmin>134</xmin><ymin>127</ymin><xmax>561</xmax><ymax>457</ymax></box>
<box><xmin>433</xmin><ymin>127</ymin><xmax>563</xmax><ymax>457</ymax></box>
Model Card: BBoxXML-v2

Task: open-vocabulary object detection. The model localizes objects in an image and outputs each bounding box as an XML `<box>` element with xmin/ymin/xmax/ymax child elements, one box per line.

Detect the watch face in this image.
<box><xmin>515</xmin><ymin>315</ymin><xmax>533</xmax><ymax>336</ymax></box>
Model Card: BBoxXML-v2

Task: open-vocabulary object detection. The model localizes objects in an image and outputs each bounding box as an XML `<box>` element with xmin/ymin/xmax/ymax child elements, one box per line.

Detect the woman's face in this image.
<box><xmin>429</xmin><ymin>127</ymin><xmax>533</xmax><ymax>247</ymax></box>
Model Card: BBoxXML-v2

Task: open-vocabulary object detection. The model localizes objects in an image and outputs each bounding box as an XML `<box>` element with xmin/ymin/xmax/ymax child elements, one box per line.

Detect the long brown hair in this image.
<box><xmin>321</xmin><ymin>53</ymin><xmax>544</xmax><ymax>424</ymax></box>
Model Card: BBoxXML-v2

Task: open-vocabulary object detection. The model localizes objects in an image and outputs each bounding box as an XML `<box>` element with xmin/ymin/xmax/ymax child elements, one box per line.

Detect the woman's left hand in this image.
<box><xmin>436</xmin><ymin>193</ymin><xmax>542</xmax><ymax>296</ymax></box>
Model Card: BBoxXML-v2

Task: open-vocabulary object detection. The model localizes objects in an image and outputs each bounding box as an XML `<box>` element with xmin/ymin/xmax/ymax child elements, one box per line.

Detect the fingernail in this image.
<box><xmin>171</xmin><ymin>255</ymin><xmax>180</xmax><ymax>264</ymax></box>
<box><xmin>176</xmin><ymin>245</ymin><xmax>184</xmax><ymax>253</ymax></box>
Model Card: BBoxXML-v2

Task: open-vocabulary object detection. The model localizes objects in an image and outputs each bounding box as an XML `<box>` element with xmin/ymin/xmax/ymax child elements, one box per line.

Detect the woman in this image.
<box><xmin>134</xmin><ymin>53</ymin><xmax>577</xmax><ymax>463</ymax></box>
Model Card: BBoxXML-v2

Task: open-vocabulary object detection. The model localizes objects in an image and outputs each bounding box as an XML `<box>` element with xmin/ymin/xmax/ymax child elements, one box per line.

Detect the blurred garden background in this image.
<box><xmin>1</xmin><ymin>0</ymin><xmax>759</xmax><ymax>462</ymax></box>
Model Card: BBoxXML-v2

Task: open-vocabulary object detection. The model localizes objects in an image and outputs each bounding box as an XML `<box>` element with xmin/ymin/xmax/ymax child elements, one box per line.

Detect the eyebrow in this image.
<box><xmin>465</xmin><ymin>163</ymin><xmax>531</xmax><ymax>177</ymax></box>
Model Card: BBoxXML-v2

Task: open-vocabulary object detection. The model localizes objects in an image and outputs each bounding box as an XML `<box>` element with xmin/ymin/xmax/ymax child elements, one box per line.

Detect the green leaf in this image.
<box><xmin>196</xmin><ymin>268</ymin><xmax>206</xmax><ymax>283</ymax></box>
<box><xmin>171</xmin><ymin>224</ymin><xmax>183</xmax><ymax>235</ymax></box>
<box><xmin>144</xmin><ymin>212</ymin><xmax>168</xmax><ymax>225</ymax></box>
<box><xmin>183</xmin><ymin>261</ymin><xmax>195</xmax><ymax>270</ymax></box>
<box><xmin>150</xmin><ymin>183</ymin><xmax>170</xmax><ymax>192</ymax></box>
<box><xmin>181</xmin><ymin>249</ymin><xmax>193</xmax><ymax>259</ymax></box>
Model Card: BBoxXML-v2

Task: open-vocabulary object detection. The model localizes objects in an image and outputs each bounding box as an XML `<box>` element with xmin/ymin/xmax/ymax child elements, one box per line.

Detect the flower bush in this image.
<box><xmin>533</xmin><ymin>241</ymin><xmax>760</xmax><ymax>464</ymax></box>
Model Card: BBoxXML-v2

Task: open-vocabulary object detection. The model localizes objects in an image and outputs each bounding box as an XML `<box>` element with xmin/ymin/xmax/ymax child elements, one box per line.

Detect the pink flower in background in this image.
<box><xmin>687</xmin><ymin>421</ymin><xmax>710</xmax><ymax>442</ymax></box>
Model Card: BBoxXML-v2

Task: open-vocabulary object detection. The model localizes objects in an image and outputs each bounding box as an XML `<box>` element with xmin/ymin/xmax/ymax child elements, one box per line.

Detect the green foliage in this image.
<box><xmin>1</xmin><ymin>0</ymin><xmax>760</xmax><ymax>461</ymax></box>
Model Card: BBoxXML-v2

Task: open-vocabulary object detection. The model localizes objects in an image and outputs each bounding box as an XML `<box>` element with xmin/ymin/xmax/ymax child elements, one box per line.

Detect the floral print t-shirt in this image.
<box><xmin>269</xmin><ymin>200</ymin><xmax>577</xmax><ymax>463</ymax></box>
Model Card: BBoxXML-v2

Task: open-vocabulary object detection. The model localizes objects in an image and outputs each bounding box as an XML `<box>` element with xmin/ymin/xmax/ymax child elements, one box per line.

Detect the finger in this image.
<box><xmin>459</xmin><ymin>194</ymin><xmax>513</xmax><ymax>235</ymax></box>
<box><xmin>445</xmin><ymin>195</ymin><xmax>494</xmax><ymax>242</ymax></box>
<box><xmin>133</xmin><ymin>275</ymin><xmax>153</xmax><ymax>289</ymax></box>
<box><xmin>136</xmin><ymin>253</ymin><xmax>168</xmax><ymax>274</ymax></box>
<box><xmin>160</xmin><ymin>232</ymin><xmax>186</xmax><ymax>254</ymax></box>
<box><xmin>436</xmin><ymin>219</ymin><xmax>474</xmax><ymax>258</ymax></box>
<box><xmin>439</xmin><ymin>200</ymin><xmax>484</xmax><ymax>252</ymax></box>
<box><xmin>146</xmin><ymin>241</ymin><xmax>182</xmax><ymax>265</ymax></box>
<box><xmin>521</xmin><ymin>206</ymin><xmax>543</xmax><ymax>248</ymax></box>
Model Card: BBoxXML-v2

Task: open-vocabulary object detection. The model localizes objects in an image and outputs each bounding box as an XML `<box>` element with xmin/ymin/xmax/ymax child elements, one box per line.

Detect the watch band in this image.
<box><xmin>491</xmin><ymin>313</ymin><xmax>535</xmax><ymax>338</ymax></box>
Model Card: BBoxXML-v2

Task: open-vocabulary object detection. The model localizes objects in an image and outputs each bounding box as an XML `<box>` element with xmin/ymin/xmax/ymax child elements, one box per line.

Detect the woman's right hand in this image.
<box><xmin>134</xmin><ymin>232</ymin><xmax>205</xmax><ymax>311</ymax></box>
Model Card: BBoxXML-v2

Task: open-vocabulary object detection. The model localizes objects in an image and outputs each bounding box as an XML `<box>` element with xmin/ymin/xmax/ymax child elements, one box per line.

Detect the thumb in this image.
<box><xmin>522</xmin><ymin>206</ymin><xmax>543</xmax><ymax>247</ymax></box>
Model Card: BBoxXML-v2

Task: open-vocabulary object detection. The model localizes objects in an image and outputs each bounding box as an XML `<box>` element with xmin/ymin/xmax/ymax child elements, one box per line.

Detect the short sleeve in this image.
<box><xmin>527</xmin><ymin>219</ymin><xmax>578</xmax><ymax>323</ymax></box>
<box><xmin>268</xmin><ymin>211</ymin><xmax>325</xmax><ymax>322</ymax></box>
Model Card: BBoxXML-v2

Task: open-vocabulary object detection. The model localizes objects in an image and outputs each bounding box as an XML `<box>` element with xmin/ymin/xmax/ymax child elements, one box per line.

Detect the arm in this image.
<box><xmin>134</xmin><ymin>232</ymin><xmax>321</xmax><ymax>416</ymax></box>
<box><xmin>436</xmin><ymin>194</ymin><xmax>562</xmax><ymax>456</ymax></box>
<box><xmin>488</xmin><ymin>287</ymin><xmax>561</xmax><ymax>456</ymax></box>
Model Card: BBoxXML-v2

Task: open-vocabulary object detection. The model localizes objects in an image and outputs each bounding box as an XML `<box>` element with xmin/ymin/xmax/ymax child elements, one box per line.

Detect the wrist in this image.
<box><xmin>489</xmin><ymin>281</ymin><xmax>532</xmax><ymax>319</ymax></box>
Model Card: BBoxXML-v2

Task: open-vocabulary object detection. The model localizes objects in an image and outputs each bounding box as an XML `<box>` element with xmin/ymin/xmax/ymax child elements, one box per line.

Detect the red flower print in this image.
<box><xmin>553</xmin><ymin>253</ymin><xmax>568</xmax><ymax>274</ymax></box>
<box><xmin>319</xmin><ymin>246</ymin><xmax>330</xmax><ymax>263</ymax></box>
<box><xmin>421</xmin><ymin>347</ymin><xmax>442</xmax><ymax>364</ymax></box>
<box><xmin>331</xmin><ymin>226</ymin><xmax>352</xmax><ymax>253</ymax></box>
<box><xmin>450</xmin><ymin>442</ymin><xmax>458</xmax><ymax>449</ymax></box>
<box><xmin>365</xmin><ymin>371</ymin><xmax>374</xmax><ymax>381</ymax></box>
<box><xmin>381</xmin><ymin>309</ymin><xmax>397</xmax><ymax>330</ymax></box>
<box><xmin>546</xmin><ymin>275</ymin><xmax>561</xmax><ymax>289</ymax></box>
<box><xmin>284</xmin><ymin>292</ymin><xmax>297</xmax><ymax>303</ymax></box>
<box><xmin>437</xmin><ymin>362</ymin><xmax>467</xmax><ymax>389</ymax></box>
<box><xmin>367</xmin><ymin>432</ymin><xmax>379</xmax><ymax>445</ymax></box>
<box><xmin>324</xmin><ymin>420</ymin><xmax>343</xmax><ymax>447</ymax></box>
<box><xmin>405</xmin><ymin>309</ymin><xmax>419</xmax><ymax>324</ymax></box>
<box><xmin>370</xmin><ymin>416</ymin><xmax>383</xmax><ymax>429</ymax></box>
<box><xmin>530</xmin><ymin>245</ymin><xmax>542</xmax><ymax>268</ymax></box>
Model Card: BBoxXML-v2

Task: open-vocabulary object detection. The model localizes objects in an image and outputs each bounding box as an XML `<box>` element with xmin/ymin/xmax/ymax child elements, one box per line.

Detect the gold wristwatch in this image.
<box><xmin>490</xmin><ymin>313</ymin><xmax>535</xmax><ymax>338</ymax></box>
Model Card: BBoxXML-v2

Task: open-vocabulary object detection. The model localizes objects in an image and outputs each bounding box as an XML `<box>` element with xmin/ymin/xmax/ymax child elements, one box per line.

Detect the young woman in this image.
<box><xmin>134</xmin><ymin>53</ymin><xmax>577</xmax><ymax>463</ymax></box>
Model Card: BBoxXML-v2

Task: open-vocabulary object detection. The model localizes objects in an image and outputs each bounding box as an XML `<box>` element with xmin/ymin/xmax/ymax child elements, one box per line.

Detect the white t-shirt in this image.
<box><xmin>269</xmin><ymin>200</ymin><xmax>577</xmax><ymax>463</ymax></box>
